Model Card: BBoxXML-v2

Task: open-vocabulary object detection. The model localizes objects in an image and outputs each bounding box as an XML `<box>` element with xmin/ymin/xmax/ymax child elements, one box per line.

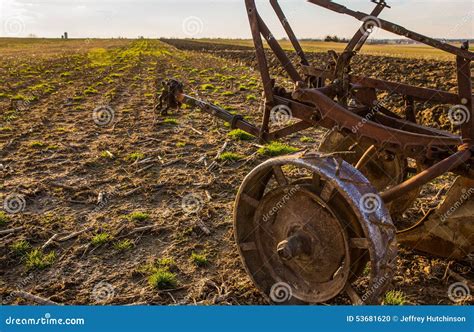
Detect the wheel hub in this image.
<box><xmin>254</xmin><ymin>186</ymin><xmax>350</xmax><ymax>302</ymax></box>
<box><xmin>234</xmin><ymin>154</ymin><xmax>397</xmax><ymax>304</ymax></box>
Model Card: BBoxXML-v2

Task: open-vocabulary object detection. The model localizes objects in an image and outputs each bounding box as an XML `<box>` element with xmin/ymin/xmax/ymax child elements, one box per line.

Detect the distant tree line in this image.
<box><xmin>324</xmin><ymin>35</ymin><xmax>349</xmax><ymax>43</ymax></box>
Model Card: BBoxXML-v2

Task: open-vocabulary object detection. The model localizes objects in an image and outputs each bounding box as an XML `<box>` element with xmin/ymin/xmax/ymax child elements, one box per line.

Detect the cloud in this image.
<box><xmin>1</xmin><ymin>0</ymin><xmax>472</xmax><ymax>39</ymax></box>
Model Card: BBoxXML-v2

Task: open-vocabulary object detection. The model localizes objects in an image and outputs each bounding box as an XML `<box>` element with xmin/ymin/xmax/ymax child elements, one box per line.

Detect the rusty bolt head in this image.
<box><xmin>277</xmin><ymin>240</ymin><xmax>293</xmax><ymax>260</ymax></box>
<box><xmin>382</xmin><ymin>151</ymin><xmax>396</xmax><ymax>162</ymax></box>
<box><xmin>277</xmin><ymin>232</ymin><xmax>312</xmax><ymax>261</ymax></box>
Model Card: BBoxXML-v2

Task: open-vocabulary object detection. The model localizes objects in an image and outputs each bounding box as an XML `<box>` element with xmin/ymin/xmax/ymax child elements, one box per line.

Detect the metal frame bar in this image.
<box><xmin>292</xmin><ymin>86</ymin><xmax>462</xmax><ymax>149</ymax></box>
<box><xmin>381</xmin><ymin>147</ymin><xmax>472</xmax><ymax>203</ymax></box>
<box><xmin>181</xmin><ymin>94</ymin><xmax>261</xmax><ymax>137</ymax></box>
<box><xmin>244</xmin><ymin>0</ymin><xmax>472</xmax><ymax>137</ymax></box>
<box><xmin>301</xmin><ymin>66</ymin><xmax>462</xmax><ymax>104</ymax></box>
<box><xmin>242</xmin><ymin>0</ymin><xmax>472</xmax><ymax>195</ymax></box>
<box><xmin>245</xmin><ymin>0</ymin><xmax>274</xmax><ymax>140</ymax></box>
<box><xmin>308</xmin><ymin>0</ymin><xmax>473</xmax><ymax>60</ymax></box>
<box><xmin>457</xmin><ymin>42</ymin><xmax>474</xmax><ymax>143</ymax></box>
<box><xmin>178</xmin><ymin>0</ymin><xmax>473</xmax><ymax>197</ymax></box>
<box><xmin>270</xmin><ymin>0</ymin><xmax>309</xmax><ymax>66</ymax></box>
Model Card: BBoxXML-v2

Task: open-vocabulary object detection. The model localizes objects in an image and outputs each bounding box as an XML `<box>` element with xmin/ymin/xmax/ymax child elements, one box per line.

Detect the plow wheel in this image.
<box><xmin>234</xmin><ymin>153</ymin><xmax>397</xmax><ymax>304</ymax></box>
<box><xmin>318</xmin><ymin>129</ymin><xmax>420</xmax><ymax>217</ymax></box>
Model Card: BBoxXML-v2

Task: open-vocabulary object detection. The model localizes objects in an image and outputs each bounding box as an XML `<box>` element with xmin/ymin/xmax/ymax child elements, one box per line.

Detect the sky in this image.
<box><xmin>0</xmin><ymin>0</ymin><xmax>472</xmax><ymax>40</ymax></box>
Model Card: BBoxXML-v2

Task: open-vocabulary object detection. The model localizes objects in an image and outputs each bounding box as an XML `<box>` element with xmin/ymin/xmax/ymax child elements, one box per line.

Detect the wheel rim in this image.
<box><xmin>318</xmin><ymin>129</ymin><xmax>420</xmax><ymax>217</ymax></box>
<box><xmin>319</xmin><ymin>130</ymin><xmax>404</xmax><ymax>189</ymax></box>
<box><xmin>234</xmin><ymin>154</ymin><xmax>397</xmax><ymax>304</ymax></box>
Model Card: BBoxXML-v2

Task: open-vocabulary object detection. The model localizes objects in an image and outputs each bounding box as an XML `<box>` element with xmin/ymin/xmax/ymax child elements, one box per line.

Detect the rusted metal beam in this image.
<box><xmin>268</xmin><ymin>120</ymin><xmax>314</xmax><ymax>140</ymax></box>
<box><xmin>381</xmin><ymin>148</ymin><xmax>472</xmax><ymax>203</ymax></box>
<box><xmin>256</xmin><ymin>13</ymin><xmax>303</xmax><ymax>82</ymax></box>
<box><xmin>245</xmin><ymin>0</ymin><xmax>274</xmax><ymax>138</ymax></box>
<box><xmin>302</xmin><ymin>66</ymin><xmax>461</xmax><ymax>104</ymax></box>
<box><xmin>273</xmin><ymin>96</ymin><xmax>321</xmax><ymax>124</ymax></box>
<box><xmin>374</xmin><ymin>113</ymin><xmax>458</xmax><ymax>139</ymax></box>
<box><xmin>405</xmin><ymin>96</ymin><xmax>416</xmax><ymax>123</ymax></box>
<box><xmin>181</xmin><ymin>94</ymin><xmax>261</xmax><ymax>138</ymax></box>
<box><xmin>308</xmin><ymin>0</ymin><xmax>474</xmax><ymax>60</ymax></box>
<box><xmin>273</xmin><ymin>93</ymin><xmax>458</xmax><ymax>141</ymax></box>
<box><xmin>345</xmin><ymin>1</ymin><xmax>387</xmax><ymax>53</ymax></box>
<box><xmin>245</xmin><ymin>0</ymin><xmax>273</xmax><ymax>103</ymax></box>
<box><xmin>269</xmin><ymin>0</ymin><xmax>310</xmax><ymax>66</ymax></box>
<box><xmin>457</xmin><ymin>42</ymin><xmax>473</xmax><ymax>143</ymax></box>
<box><xmin>292</xmin><ymin>86</ymin><xmax>462</xmax><ymax>150</ymax></box>
<box><xmin>353</xmin><ymin>76</ymin><xmax>461</xmax><ymax>104</ymax></box>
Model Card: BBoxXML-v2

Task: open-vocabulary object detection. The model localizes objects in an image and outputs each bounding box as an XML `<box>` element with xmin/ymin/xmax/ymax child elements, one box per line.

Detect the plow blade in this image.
<box><xmin>398</xmin><ymin>177</ymin><xmax>474</xmax><ymax>260</ymax></box>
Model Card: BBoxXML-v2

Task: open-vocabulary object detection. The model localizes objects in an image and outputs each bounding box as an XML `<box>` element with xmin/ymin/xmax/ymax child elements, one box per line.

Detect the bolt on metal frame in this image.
<box><xmin>177</xmin><ymin>0</ymin><xmax>472</xmax><ymax>202</ymax></box>
<box><xmin>168</xmin><ymin>0</ymin><xmax>474</xmax><ymax>303</ymax></box>
<box><xmin>242</xmin><ymin>0</ymin><xmax>473</xmax><ymax>200</ymax></box>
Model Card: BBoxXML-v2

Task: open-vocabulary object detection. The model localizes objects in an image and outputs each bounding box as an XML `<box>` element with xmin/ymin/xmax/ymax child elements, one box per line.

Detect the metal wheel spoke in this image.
<box><xmin>345</xmin><ymin>284</ymin><xmax>364</xmax><ymax>305</ymax></box>
<box><xmin>355</xmin><ymin>145</ymin><xmax>377</xmax><ymax>170</ymax></box>
<box><xmin>240</xmin><ymin>242</ymin><xmax>257</xmax><ymax>252</ymax></box>
<box><xmin>350</xmin><ymin>238</ymin><xmax>369</xmax><ymax>249</ymax></box>
<box><xmin>312</xmin><ymin>173</ymin><xmax>321</xmax><ymax>191</ymax></box>
<box><xmin>320</xmin><ymin>182</ymin><xmax>335</xmax><ymax>202</ymax></box>
<box><xmin>241</xmin><ymin>193</ymin><xmax>260</xmax><ymax>208</ymax></box>
<box><xmin>272</xmin><ymin>166</ymin><xmax>288</xmax><ymax>186</ymax></box>
<box><xmin>234</xmin><ymin>155</ymin><xmax>396</xmax><ymax>305</ymax></box>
